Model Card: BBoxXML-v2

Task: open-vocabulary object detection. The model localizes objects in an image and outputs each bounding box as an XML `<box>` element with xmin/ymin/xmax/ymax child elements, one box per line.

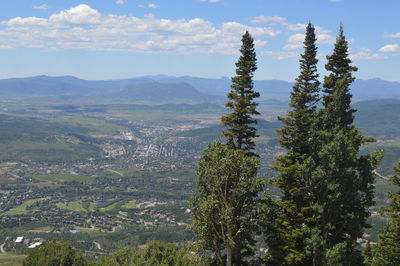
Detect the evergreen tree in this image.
<box><xmin>306</xmin><ymin>25</ymin><xmax>383</xmax><ymax>265</ymax></box>
<box><xmin>221</xmin><ymin>31</ymin><xmax>260</xmax><ymax>153</ymax></box>
<box><xmin>267</xmin><ymin>22</ymin><xmax>320</xmax><ymax>265</ymax></box>
<box><xmin>371</xmin><ymin>162</ymin><xmax>400</xmax><ymax>266</ymax></box>
<box><xmin>191</xmin><ymin>141</ymin><xmax>263</xmax><ymax>266</ymax></box>
<box><xmin>323</xmin><ymin>23</ymin><xmax>358</xmax><ymax>107</ymax></box>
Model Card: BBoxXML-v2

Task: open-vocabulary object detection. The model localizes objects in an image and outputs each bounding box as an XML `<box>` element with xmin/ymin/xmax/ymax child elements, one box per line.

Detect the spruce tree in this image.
<box><xmin>371</xmin><ymin>162</ymin><xmax>400</xmax><ymax>265</ymax></box>
<box><xmin>323</xmin><ymin>23</ymin><xmax>358</xmax><ymax>107</ymax></box>
<box><xmin>267</xmin><ymin>22</ymin><xmax>320</xmax><ymax>265</ymax></box>
<box><xmin>221</xmin><ymin>31</ymin><xmax>259</xmax><ymax>153</ymax></box>
<box><xmin>307</xmin><ymin>25</ymin><xmax>383</xmax><ymax>265</ymax></box>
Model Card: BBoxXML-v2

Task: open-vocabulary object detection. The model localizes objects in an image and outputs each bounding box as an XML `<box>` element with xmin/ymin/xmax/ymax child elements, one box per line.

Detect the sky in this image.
<box><xmin>0</xmin><ymin>0</ymin><xmax>399</xmax><ymax>81</ymax></box>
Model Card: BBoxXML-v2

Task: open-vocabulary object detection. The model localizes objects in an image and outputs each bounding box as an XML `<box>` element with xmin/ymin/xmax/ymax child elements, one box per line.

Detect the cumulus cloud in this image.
<box><xmin>283</xmin><ymin>32</ymin><xmax>335</xmax><ymax>50</ymax></box>
<box><xmin>148</xmin><ymin>4</ymin><xmax>159</xmax><ymax>9</ymax></box>
<box><xmin>283</xmin><ymin>43</ymin><xmax>302</xmax><ymax>50</ymax></box>
<box><xmin>33</xmin><ymin>4</ymin><xmax>49</xmax><ymax>10</ymax></box>
<box><xmin>49</xmin><ymin>4</ymin><xmax>101</xmax><ymax>25</ymax></box>
<box><xmin>350</xmin><ymin>48</ymin><xmax>388</xmax><ymax>60</ymax></box>
<box><xmin>384</xmin><ymin>32</ymin><xmax>400</xmax><ymax>38</ymax></box>
<box><xmin>0</xmin><ymin>45</ymin><xmax>14</xmax><ymax>49</ymax></box>
<box><xmin>249</xmin><ymin>16</ymin><xmax>287</xmax><ymax>25</ymax></box>
<box><xmin>287</xmin><ymin>24</ymin><xmax>331</xmax><ymax>34</ymax></box>
<box><xmin>116</xmin><ymin>0</ymin><xmax>128</xmax><ymax>4</ymax></box>
<box><xmin>379</xmin><ymin>44</ymin><xmax>400</xmax><ymax>52</ymax></box>
<box><xmin>0</xmin><ymin>4</ymin><xmax>280</xmax><ymax>54</ymax></box>
<box><xmin>249</xmin><ymin>16</ymin><xmax>331</xmax><ymax>37</ymax></box>
<box><xmin>263</xmin><ymin>51</ymin><xmax>298</xmax><ymax>60</ymax></box>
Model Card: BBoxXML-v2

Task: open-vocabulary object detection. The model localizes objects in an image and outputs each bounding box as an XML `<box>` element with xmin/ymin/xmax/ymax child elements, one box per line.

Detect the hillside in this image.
<box><xmin>114</xmin><ymin>82</ymin><xmax>217</xmax><ymax>102</ymax></box>
<box><xmin>0</xmin><ymin>114</ymin><xmax>106</xmax><ymax>162</ymax></box>
<box><xmin>0</xmin><ymin>75</ymin><xmax>399</xmax><ymax>104</ymax></box>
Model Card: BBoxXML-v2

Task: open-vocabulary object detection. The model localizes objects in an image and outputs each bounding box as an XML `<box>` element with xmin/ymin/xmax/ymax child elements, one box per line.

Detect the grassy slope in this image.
<box><xmin>0</xmin><ymin>113</ymin><xmax>125</xmax><ymax>162</ymax></box>
<box><xmin>2</xmin><ymin>198</ymin><xmax>47</xmax><ymax>216</ymax></box>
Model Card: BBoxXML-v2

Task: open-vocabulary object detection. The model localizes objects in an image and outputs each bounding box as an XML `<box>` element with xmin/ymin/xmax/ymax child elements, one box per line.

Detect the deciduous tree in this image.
<box><xmin>191</xmin><ymin>141</ymin><xmax>263</xmax><ymax>266</ymax></box>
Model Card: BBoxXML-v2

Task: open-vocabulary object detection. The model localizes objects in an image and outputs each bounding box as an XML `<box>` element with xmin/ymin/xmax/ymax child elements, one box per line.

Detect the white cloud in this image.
<box><xmin>49</xmin><ymin>4</ymin><xmax>101</xmax><ymax>25</ymax></box>
<box><xmin>263</xmin><ymin>51</ymin><xmax>298</xmax><ymax>60</ymax></box>
<box><xmin>287</xmin><ymin>33</ymin><xmax>305</xmax><ymax>43</ymax></box>
<box><xmin>384</xmin><ymin>32</ymin><xmax>400</xmax><ymax>38</ymax></box>
<box><xmin>249</xmin><ymin>16</ymin><xmax>287</xmax><ymax>25</ymax></box>
<box><xmin>287</xmin><ymin>24</ymin><xmax>331</xmax><ymax>34</ymax></box>
<box><xmin>0</xmin><ymin>4</ymin><xmax>280</xmax><ymax>54</ymax></box>
<box><xmin>250</xmin><ymin>16</ymin><xmax>331</xmax><ymax>38</ymax></box>
<box><xmin>379</xmin><ymin>44</ymin><xmax>400</xmax><ymax>52</ymax></box>
<box><xmin>317</xmin><ymin>34</ymin><xmax>335</xmax><ymax>44</ymax></box>
<box><xmin>148</xmin><ymin>4</ymin><xmax>159</xmax><ymax>9</ymax></box>
<box><xmin>283</xmin><ymin>32</ymin><xmax>335</xmax><ymax>50</ymax></box>
<box><xmin>144</xmin><ymin>13</ymin><xmax>155</xmax><ymax>19</ymax></box>
<box><xmin>116</xmin><ymin>0</ymin><xmax>127</xmax><ymax>4</ymax></box>
<box><xmin>33</xmin><ymin>4</ymin><xmax>49</xmax><ymax>10</ymax></box>
<box><xmin>0</xmin><ymin>45</ymin><xmax>14</xmax><ymax>49</ymax></box>
<box><xmin>350</xmin><ymin>49</ymin><xmax>388</xmax><ymax>60</ymax></box>
<box><xmin>286</xmin><ymin>23</ymin><xmax>307</xmax><ymax>31</ymax></box>
<box><xmin>283</xmin><ymin>43</ymin><xmax>302</xmax><ymax>50</ymax></box>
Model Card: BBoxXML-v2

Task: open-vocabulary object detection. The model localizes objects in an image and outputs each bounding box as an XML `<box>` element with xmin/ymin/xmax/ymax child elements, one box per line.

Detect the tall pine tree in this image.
<box><xmin>307</xmin><ymin>25</ymin><xmax>383</xmax><ymax>265</ymax></box>
<box><xmin>323</xmin><ymin>23</ymin><xmax>357</xmax><ymax>107</ymax></box>
<box><xmin>221</xmin><ymin>31</ymin><xmax>259</xmax><ymax>153</ymax></box>
<box><xmin>371</xmin><ymin>162</ymin><xmax>400</xmax><ymax>265</ymax></box>
<box><xmin>268</xmin><ymin>22</ymin><xmax>321</xmax><ymax>265</ymax></box>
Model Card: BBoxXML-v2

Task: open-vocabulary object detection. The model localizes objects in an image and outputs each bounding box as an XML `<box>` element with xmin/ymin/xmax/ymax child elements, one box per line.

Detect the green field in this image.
<box><xmin>30</xmin><ymin>173</ymin><xmax>97</xmax><ymax>183</ymax></box>
<box><xmin>0</xmin><ymin>254</ymin><xmax>25</xmax><ymax>266</ymax></box>
<box><xmin>99</xmin><ymin>202</ymin><xmax>119</xmax><ymax>212</ymax></box>
<box><xmin>56</xmin><ymin>200</ymin><xmax>86</xmax><ymax>212</ymax></box>
<box><xmin>2</xmin><ymin>198</ymin><xmax>47</xmax><ymax>216</ymax></box>
<box><xmin>122</xmin><ymin>200</ymin><xmax>137</xmax><ymax>209</ymax></box>
<box><xmin>55</xmin><ymin>116</ymin><xmax>125</xmax><ymax>135</ymax></box>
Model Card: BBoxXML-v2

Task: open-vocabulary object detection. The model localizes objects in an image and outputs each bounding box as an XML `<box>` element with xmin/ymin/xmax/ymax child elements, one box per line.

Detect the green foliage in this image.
<box><xmin>277</xmin><ymin>22</ymin><xmax>320</xmax><ymax>156</ymax></box>
<box><xmin>323</xmin><ymin>24</ymin><xmax>358</xmax><ymax>106</ymax></box>
<box><xmin>364</xmin><ymin>242</ymin><xmax>373</xmax><ymax>266</ymax></box>
<box><xmin>267</xmin><ymin>22</ymin><xmax>321</xmax><ymax>265</ymax></box>
<box><xmin>96</xmin><ymin>241</ymin><xmax>199</xmax><ymax>266</ymax></box>
<box><xmin>221</xmin><ymin>31</ymin><xmax>260</xmax><ymax>152</ymax></box>
<box><xmin>191</xmin><ymin>141</ymin><xmax>263</xmax><ymax>265</ymax></box>
<box><xmin>306</xmin><ymin>26</ymin><xmax>382</xmax><ymax>265</ymax></box>
<box><xmin>371</xmin><ymin>162</ymin><xmax>400</xmax><ymax>265</ymax></box>
<box><xmin>267</xmin><ymin>24</ymin><xmax>383</xmax><ymax>265</ymax></box>
<box><xmin>23</xmin><ymin>240</ymin><xmax>88</xmax><ymax>266</ymax></box>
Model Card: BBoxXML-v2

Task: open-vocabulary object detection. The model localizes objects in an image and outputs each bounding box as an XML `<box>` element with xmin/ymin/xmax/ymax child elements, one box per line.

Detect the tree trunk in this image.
<box><xmin>233</xmin><ymin>246</ymin><xmax>242</xmax><ymax>266</ymax></box>
<box><xmin>226</xmin><ymin>246</ymin><xmax>232</xmax><ymax>266</ymax></box>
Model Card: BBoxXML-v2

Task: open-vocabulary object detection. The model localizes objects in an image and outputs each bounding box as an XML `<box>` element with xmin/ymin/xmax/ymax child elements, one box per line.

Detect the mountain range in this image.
<box><xmin>0</xmin><ymin>75</ymin><xmax>399</xmax><ymax>104</ymax></box>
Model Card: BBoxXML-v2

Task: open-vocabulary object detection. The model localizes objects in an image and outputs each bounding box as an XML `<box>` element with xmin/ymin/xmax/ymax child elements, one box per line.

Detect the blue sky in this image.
<box><xmin>0</xmin><ymin>0</ymin><xmax>398</xmax><ymax>81</ymax></box>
